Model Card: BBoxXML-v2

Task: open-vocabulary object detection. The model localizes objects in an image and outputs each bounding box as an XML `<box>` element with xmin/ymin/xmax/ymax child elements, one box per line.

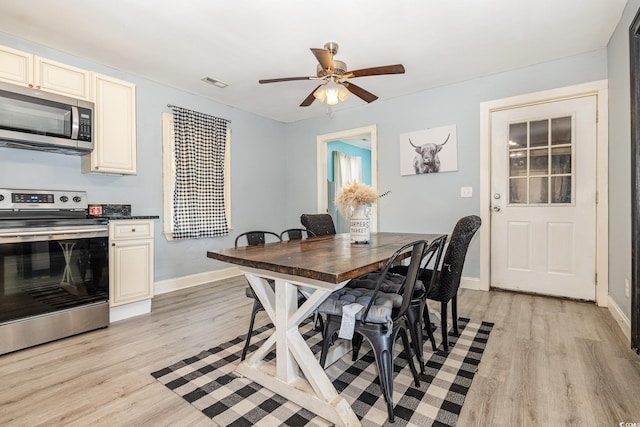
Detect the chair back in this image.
<box><xmin>300</xmin><ymin>213</ymin><xmax>336</xmax><ymax>236</ymax></box>
<box><xmin>432</xmin><ymin>215</ymin><xmax>481</xmax><ymax>301</ymax></box>
<box><xmin>419</xmin><ymin>234</ymin><xmax>448</xmax><ymax>293</ymax></box>
<box><xmin>234</xmin><ymin>230</ymin><xmax>281</xmax><ymax>247</ymax></box>
<box><xmin>361</xmin><ymin>240</ymin><xmax>427</xmax><ymax>322</ymax></box>
<box><xmin>280</xmin><ymin>228</ymin><xmax>316</xmax><ymax>240</ymax></box>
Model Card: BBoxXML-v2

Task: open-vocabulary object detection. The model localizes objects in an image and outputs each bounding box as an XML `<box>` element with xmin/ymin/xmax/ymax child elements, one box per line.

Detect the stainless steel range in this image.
<box><xmin>0</xmin><ymin>188</ymin><xmax>109</xmax><ymax>355</ymax></box>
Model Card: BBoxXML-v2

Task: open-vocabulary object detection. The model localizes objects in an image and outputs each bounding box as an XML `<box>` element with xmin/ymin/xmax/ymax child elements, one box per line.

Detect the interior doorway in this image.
<box><xmin>316</xmin><ymin>125</ymin><xmax>378</xmax><ymax>232</ymax></box>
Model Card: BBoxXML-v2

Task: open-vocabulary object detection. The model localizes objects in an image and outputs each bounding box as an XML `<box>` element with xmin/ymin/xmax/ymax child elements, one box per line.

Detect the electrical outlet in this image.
<box><xmin>626</xmin><ymin>278</ymin><xmax>630</xmax><ymax>297</ymax></box>
<box><xmin>460</xmin><ymin>186</ymin><xmax>473</xmax><ymax>198</ymax></box>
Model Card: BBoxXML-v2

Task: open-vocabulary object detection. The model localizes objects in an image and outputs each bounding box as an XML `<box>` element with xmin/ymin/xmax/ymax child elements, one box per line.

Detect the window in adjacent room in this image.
<box><xmin>162</xmin><ymin>109</ymin><xmax>231</xmax><ymax>240</ymax></box>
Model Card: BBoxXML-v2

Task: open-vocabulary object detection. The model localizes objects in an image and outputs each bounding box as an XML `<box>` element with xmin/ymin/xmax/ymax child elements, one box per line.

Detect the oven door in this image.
<box><xmin>0</xmin><ymin>224</ymin><xmax>109</xmax><ymax>325</ymax></box>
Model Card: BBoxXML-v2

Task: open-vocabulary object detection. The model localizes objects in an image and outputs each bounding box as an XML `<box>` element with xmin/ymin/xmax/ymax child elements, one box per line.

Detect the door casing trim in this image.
<box><xmin>479</xmin><ymin>80</ymin><xmax>609</xmax><ymax>306</ymax></box>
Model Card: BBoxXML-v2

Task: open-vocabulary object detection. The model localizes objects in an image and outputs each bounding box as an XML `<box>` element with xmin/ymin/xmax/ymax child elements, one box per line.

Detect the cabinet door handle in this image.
<box><xmin>111</xmin><ymin>243</ymin><xmax>115</xmax><ymax>246</ymax></box>
<box><xmin>131</xmin><ymin>228</ymin><xmax>136</xmax><ymax>232</ymax></box>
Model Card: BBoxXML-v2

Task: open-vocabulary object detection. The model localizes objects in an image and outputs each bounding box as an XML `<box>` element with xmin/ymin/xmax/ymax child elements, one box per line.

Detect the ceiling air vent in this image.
<box><xmin>201</xmin><ymin>77</ymin><xmax>229</xmax><ymax>88</ymax></box>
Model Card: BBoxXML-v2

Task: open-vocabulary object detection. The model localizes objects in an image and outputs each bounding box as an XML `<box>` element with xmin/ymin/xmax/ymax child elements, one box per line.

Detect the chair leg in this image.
<box><xmin>352</xmin><ymin>333</ymin><xmax>363</xmax><ymax>361</ymax></box>
<box><xmin>241</xmin><ymin>299</ymin><xmax>262</xmax><ymax>361</ymax></box>
<box><xmin>451</xmin><ymin>295</ymin><xmax>459</xmax><ymax>335</ymax></box>
<box><xmin>441</xmin><ymin>301</ymin><xmax>449</xmax><ymax>353</ymax></box>
<box><xmin>358</xmin><ymin>328</ymin><xmax>396</xmax><ymax>423</ymax></box>
<box><xmin>422</xmin><ymin>302</ymin><xmax>437</xmax><ymax>352</ymax></box>
<box><xmin>399</xmin><ymin>326</ymin><xmax>421</xmax><ymax>388</ymax></box>
<box><xmin>405</xmin><ymin>303</ymin><xmax>425</xmax><ymax>374</ymax></box>
<box><xmin>319</xmin><ymin>316</ymin><xmax>341</xmax><ymax>368</ymax></box>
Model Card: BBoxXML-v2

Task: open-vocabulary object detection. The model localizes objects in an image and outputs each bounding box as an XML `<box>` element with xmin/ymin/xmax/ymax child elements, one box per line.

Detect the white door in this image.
<box><xmin>490</xmin><ymin>96</ymin><xmax>597</xmax><ymax>300</ymax></box>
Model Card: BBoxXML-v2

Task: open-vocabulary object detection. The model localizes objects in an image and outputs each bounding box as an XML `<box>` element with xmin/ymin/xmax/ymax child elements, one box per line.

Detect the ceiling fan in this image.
<box><xmin>258</xmin><ymin>41</ymin><xmax>405</xmax><ymax>107</ymax></box>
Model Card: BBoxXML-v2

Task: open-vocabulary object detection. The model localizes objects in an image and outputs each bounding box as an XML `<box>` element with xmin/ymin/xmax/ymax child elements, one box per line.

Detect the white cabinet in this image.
<box><xmin>0</xmin><ymin>45</ymin><xmax>90</xmax><ymax>99</ymax></box>
<box><xmin>0</xmin><ymin>45</ymin><xmax>32</xmax><ymax>85</ymax></box>
<box><xmin>109</xmin><ymin>220</ymin><xmax>154</xmax><ymax>308</ymax></box>
<box><xmin>82</xmin><ymin>73</ymin><xmax>137</xmax><ymax>175</ymax></box>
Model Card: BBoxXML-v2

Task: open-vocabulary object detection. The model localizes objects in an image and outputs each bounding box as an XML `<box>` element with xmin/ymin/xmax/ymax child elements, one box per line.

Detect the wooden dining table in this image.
<box><xmin>207</xmin><ymin>231</ymin><xmax>443</xmax><ymax>427</ymax></box>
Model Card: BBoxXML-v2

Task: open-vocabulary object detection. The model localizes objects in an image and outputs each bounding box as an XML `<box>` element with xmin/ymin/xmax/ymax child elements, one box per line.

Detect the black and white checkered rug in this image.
<box><xmin>152</xmin><ymin>317</ymin><xmax>493</xmax><ymax>426</ymax></box>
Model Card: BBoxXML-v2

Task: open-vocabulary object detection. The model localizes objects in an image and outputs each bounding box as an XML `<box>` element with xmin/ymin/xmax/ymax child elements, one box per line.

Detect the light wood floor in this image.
<box><xmin>1</xmin><ymin>278</ymin><xmax>639</xmax><ymax>426</ymax></box>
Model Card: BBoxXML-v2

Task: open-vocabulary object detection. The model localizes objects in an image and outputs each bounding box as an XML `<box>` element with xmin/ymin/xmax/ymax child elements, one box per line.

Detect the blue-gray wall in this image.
<box><xmin>607</xmin><ymin>0</ymin><xmax>639</xmax><ymax>320</ymax></box>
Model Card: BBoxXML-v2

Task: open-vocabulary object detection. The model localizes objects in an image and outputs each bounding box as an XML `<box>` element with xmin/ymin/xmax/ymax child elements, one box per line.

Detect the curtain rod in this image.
<box><xmin>167</xmin><ymin>104</ymin><xmax>231</xmax><ymax>124</ymax></box>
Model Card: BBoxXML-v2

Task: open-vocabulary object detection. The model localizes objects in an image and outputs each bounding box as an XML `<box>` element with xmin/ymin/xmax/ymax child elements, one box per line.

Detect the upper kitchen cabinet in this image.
<box><xmin>82</xmin><ymin>73</ymin><xmax>137</xmax><ymax>175</ymax></box>
<box><xmin>0</xmin><ymin>45</ymin><xmax>90</xmax><ymax>100</ymax></box>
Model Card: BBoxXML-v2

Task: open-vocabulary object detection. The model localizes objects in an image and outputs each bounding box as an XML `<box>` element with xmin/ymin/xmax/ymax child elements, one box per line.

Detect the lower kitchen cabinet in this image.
<box><xmin>109</xmin><ymin>220</ymin><xmax>154</xmax><ymax>321</ymax></box>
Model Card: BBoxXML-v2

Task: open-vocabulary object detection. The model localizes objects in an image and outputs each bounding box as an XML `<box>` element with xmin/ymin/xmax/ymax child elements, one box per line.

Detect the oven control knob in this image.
<box><xmin>0</xmin><ymin>195</ymin><xmax>3</xmax><ymax>202</ymax></box>
<box><xmin>73</xmin><ymin>196</ymin><xmax>82</xmax><ymax>203</ymax></box>
<box><xmin>60</xmin><ymin>196</ymin><xmax>69</xmax><ymax>203</ymax></box>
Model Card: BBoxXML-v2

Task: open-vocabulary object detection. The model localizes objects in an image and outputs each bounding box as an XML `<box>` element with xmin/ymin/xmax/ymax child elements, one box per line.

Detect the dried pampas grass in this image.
<box><xmin>336</xmin><ymin>181</ymin><xmax>381</xmax><ymax>217</ymax></box>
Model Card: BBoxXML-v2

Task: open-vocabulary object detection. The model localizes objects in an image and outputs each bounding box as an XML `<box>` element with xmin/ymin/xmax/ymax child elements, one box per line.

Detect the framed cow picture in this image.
<box><xmin>400</xmin><ymin>125</ymin><xmax>458</xmax><ymax>176</ymax></box>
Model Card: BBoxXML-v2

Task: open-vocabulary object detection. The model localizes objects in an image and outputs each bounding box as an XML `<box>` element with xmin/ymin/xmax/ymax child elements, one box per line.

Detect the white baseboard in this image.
<box><xmin>460</xmin><ymin>276</ymin><xmax>482</xmax><ymax>290</ymax></box>
<box><xmin>154</xmin><ymin>267</ymin><xmax>242</xmax><ymax>295</ymax></box>
<box><xmin>110</xmin><ymin>299</ymin><xmax>152</xmax><ymax>323</ymax></box>
<box><xmin>608</xmin><ymin>296</ymin><xmax>631</xmax><ymax>344</ymax></box>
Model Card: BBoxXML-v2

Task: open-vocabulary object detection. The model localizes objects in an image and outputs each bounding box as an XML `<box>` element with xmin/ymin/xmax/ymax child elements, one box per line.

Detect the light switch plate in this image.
<box><xmin>460</xmin><ymin>186</ymin><xmax>473</xmax><ymax>198</ymax></box>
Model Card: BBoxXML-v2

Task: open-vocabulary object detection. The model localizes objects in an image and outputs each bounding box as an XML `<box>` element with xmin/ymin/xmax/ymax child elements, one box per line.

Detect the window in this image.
<box><xmin>162</xmin><ymin>112</ymin><xmax>231</xmax><ymax>240</ymax></box>
<box><xmin>508</xmin><ymin>115</ymin><xmax>574</xmax><ymax>206</ymax></box>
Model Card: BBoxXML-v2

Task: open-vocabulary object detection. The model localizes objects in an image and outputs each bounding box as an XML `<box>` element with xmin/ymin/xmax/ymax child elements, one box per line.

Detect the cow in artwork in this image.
<box><xmin>409</xmin><ymin>133</ymin><xmax>450</xmax><ymax>174</ymax></box>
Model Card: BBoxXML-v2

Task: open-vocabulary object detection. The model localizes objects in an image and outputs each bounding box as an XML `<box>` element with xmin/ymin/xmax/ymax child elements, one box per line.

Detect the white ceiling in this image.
<box><xmin>0</xmin><ymin>0</ymin><xmax>628</xmax><ymax>123</ymax></box>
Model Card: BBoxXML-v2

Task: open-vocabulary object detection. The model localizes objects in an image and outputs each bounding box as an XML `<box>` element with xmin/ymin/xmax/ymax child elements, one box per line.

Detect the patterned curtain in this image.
<box><xmin>170</xmin><ymin>105</ymin><xmax>229</xmax><ymax>239</ymax></box>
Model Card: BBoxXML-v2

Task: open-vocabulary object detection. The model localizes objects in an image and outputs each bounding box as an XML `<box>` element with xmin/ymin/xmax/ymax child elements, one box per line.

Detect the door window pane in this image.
<box><xmin>509</xmin><ymin>122</ymin><xmax>527</xmax><ymax>149</ymax></box>
<box><xmin>551</xmin><ymin>176</ymin><xmax>572</xmax><ymax>203</ymax></box>
<box><xmin>509</xmin><ymin>178</ymin><xmax>527</xmax><ymax>204</ymax></box>
<box><xmin>551</xmin><ymin>147</ymin><xmax>571</xmax><ymax>174</ymax></box>
<box><xmin>509</xmin><ymin>151</ymin><xmax>527</xmax><ymax>176</ymax></box>
<box><xmin>529</xmin><ymin>177</ymin><xmax>548</xmax><ymax>203</ymax></box>
<box><xmin>551</xmin><ymin>116</ymin><xmax>571</xmax><ymax>145</ymax></box>
<box><xmin>530</xmin><ymin>120</ymin><xmax>548</xmax><ymax>147</ymax></box>
<box><xmin>530</xmin><ymin>148</ymin><xmax>549</xmax><ymax>176</ymax></box>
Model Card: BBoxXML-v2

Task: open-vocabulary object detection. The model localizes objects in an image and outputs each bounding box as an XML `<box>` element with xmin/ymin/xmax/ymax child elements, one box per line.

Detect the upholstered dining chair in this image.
<box><xmin>235</xmin><ymin>231</ymin><xmax>282</xmax><ymax>361</ymax></box>
<box><xmin>390</xmin><ymin>215</ymin><xmax>482</xmax><ymax>352</ymax></box>
<box><xmin>279</xmin><ymin>228</ymin><xmax>316</xmax><ymax>240</ymax></box>
<box><xmin>317</xmin><ymin>240</ymin><xmax>434</xmax><ymax>423</ymax></box>
<box><xmin>300</xmin><ymin>213</ymin><xmax>336</xmax><ymax>236</ymax></box>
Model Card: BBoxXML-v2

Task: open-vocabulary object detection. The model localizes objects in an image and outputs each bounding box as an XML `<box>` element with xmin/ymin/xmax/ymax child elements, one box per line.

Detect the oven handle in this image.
<box><xmin>0</xmin><ymin>227</ymin><xmax>108</xmax><ymax>243</ymax></box>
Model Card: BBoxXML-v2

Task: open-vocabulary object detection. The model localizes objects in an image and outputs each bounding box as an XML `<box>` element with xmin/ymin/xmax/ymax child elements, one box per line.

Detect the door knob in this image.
<box><xmin>492</xmin><ymin>206</ymin><xmax>501</xmax><ymax>212</ymax></box>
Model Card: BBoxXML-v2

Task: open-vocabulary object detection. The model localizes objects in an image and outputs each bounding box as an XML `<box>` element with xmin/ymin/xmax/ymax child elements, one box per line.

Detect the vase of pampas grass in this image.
<box><xmin>336</xmin><ymin>181</ymin><xmax>389</xmax><ymax>244</ymax></box>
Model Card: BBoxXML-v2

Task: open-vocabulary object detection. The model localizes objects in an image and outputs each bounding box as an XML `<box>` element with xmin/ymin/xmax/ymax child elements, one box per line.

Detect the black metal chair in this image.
<box><xmin>300</xmin><ymin>213</ymin><xmax>336</xmax><ymax>236</ymax></box>
<box><xmin>343</xmin><ymin>234</ymin><xmax>447</xmax><ymax>374</ymax></box>
<box><xmin>390</xmin><ymin>215</ymin><xmax>482</xmax><ymax>352</ymax></box>
<box><xmin>317</xmin><ymin>240</ymin><xmax>432</xmax><ymax>423</ymax></box>
<box><xmin>280</xmin><ymin>228</ymin><xmax>316</xmax><ymax>240</ymax></box>
<box><xmin>235</xmin><ymin>231</ymin><xmax>282</xmax><ymax>361</ymax></box>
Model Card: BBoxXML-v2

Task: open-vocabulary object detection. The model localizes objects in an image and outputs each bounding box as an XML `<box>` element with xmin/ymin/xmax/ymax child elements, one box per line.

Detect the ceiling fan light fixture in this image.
<box><xmin>314</xmin><ymin>80</ymin><xmax>349</xmax><ymax>105</ymax></box>
<box><xmin>313</xmin><ymin>85</ymin><xmax>327</xmax><ymax>103</ymax></box>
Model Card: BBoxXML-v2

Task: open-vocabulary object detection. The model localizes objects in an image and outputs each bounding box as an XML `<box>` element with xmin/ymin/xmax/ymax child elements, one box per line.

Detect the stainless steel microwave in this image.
<box><xmin>0</xmin><ymin>81</ymin><xmax>94</xmax><ymax>155</ymax></box>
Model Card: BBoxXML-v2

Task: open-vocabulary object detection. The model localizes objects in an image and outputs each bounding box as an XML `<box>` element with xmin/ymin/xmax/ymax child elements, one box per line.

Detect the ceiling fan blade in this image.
<box><xmin>300</xmin><ymin>85</ymin><xmax>322</xmax><ymax>107</ymax></box>
<box><xmin>310</xmin><ymin>48</ymin><xmax>334</xmax><ymax>72</ymax></box>
<box><xmin>259</xmin><ymin>76</ymin><xmax>314</xmax><ymax>84</ymax></box>
<box><xmin>344</xmin><ymin>64</ymin><xmax>405</xmax><ymax>78</ymax></box>
<box><xmin>341</xmin><ymin>81</ymin><xmax>378</xmax><ymax>103</ymax></box>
